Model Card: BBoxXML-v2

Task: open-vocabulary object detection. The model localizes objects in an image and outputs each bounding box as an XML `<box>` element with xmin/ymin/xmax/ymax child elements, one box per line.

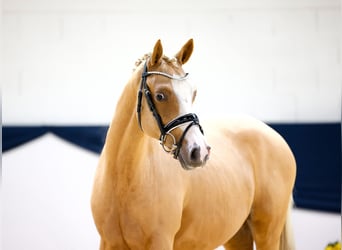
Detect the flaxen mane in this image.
<box><xmin>133</xmin><ymin>53</ymin><xmax>177</xmax><ymax>71</ymax></box>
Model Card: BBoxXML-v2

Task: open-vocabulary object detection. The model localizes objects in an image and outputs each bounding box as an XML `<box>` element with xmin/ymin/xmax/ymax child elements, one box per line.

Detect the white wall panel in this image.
<box><xmin>3</xmin><ymin>0</ymin><xmax>341</xmax><ymax>124</ymax></box>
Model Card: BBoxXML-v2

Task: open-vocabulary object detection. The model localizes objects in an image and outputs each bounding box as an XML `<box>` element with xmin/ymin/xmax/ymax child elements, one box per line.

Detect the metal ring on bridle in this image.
<box><xmin>160</xmin><ymin>132</ymin><xmax>178</xmax><ymax>153</ymax></box>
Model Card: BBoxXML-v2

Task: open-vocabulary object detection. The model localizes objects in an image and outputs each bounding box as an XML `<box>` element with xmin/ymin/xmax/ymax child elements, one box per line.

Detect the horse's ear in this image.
<box><xmin>175</xmin><ymin>39</ymin><xmax>194</xmax><ymax>65</ymax></box>
<box><xmin>150</xmin><ymin>39</ymin><xmax>163</xmax><ymax>66</ymax></box>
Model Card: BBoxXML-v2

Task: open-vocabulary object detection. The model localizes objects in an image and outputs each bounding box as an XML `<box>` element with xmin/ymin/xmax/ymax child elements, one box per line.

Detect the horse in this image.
<box><xmin>91</xmin><ymin>39</ymin><xmax>296</xmax><ymax>250</ymax></box>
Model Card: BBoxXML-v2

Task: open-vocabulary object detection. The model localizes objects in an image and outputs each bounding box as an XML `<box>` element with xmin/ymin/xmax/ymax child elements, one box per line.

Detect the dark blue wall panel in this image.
<box><xmin>270</xmin><ymin>123</ymin><xmax>341</xmax><ymax>213</ymax></box>
<box><xmin>3</xmin><ymin>123</ymin><xmax>341</xmax><ymax>213</ymax></box>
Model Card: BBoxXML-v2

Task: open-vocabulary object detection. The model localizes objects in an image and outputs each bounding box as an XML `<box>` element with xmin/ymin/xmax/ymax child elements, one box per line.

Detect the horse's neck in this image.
<box><xmin>103</xmin><ymin>79</ymin><xmax>151</xmax><ymax>181</ymax></box>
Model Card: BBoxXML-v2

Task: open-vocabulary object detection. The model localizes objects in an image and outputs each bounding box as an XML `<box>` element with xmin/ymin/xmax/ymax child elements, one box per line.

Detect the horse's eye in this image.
<box><xmin>155</xmin><ymin>93</ymin><xmax>166</xmax><ymax>102</ymax></box>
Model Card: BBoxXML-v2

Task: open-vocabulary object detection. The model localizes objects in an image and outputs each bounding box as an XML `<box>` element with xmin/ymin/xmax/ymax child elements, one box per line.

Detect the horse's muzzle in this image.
<box><xmin>178</xmin><ymin>143</ymin><xmax>211</xmax><ymax>170</ymax></box>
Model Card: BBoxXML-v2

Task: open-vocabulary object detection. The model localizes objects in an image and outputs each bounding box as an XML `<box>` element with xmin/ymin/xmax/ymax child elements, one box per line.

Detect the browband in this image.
<box><xmin>142</xmin><ymin>71</ymin><xmax>189</xmax><ymax>81</ymax></box>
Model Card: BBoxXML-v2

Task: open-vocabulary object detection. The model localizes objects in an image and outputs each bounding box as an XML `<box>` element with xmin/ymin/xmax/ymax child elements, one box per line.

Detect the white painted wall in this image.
<box><xmin>3</xmin><ymin>0</ymin><xmax>341</xmax><ymax>124</ymax></box>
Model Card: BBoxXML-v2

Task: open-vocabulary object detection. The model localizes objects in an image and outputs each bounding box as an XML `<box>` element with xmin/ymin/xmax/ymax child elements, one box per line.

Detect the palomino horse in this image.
<box><xmin>91</xmin><ymin>39</ymin><xmax>296</xmax><ymax>250</ymax></box>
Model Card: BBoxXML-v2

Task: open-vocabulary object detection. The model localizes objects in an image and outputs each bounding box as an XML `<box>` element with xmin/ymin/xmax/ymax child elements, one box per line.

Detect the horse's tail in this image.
<box><xmin>279</xmin><ymin>198</ymin><xmax>295</xmax><ymax>250</ymax></box>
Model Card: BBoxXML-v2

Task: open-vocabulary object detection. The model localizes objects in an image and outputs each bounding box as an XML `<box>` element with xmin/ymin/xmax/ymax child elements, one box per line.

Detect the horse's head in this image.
<box><xmin>136</xmin><ymin>39</ymin><xmax>211</xmax><ymax>170</ymax></box>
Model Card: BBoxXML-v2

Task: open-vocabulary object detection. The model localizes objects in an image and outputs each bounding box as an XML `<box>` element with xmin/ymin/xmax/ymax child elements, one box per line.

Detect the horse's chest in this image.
<box><xmin>97</xmin><ymin>202</ymin><xmax>145</xmax><ymax>248</ymax></box>
<box><xmin>103</xmin><ymin>189</ymin><xmax>167</xmax><ymax>247</ymax></box>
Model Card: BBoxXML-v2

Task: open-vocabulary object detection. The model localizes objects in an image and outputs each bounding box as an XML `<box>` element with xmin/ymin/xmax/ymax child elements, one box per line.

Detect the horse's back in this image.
<box><xmin>204</xmin><ymin>116</ymin><xmax>296</xmax><ymax>174</ymax></box>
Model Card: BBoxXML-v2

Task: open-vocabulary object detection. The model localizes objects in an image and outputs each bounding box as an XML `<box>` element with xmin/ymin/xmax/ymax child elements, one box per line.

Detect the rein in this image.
<box><xmin>137</xmin><ymin>61</ymin><xmax>203</xmax><ymax>159</ymax></box>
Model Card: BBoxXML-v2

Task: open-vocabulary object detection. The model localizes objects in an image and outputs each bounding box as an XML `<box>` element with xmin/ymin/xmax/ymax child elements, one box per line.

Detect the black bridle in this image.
<box><xmin>137</xmin><ymin>61</ymin><xmax>204</xmax><ymax>159</ymax></box>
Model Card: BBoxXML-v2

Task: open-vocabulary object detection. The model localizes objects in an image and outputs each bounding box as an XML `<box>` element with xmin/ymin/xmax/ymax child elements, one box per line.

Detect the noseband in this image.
<box><xmin>137</xmin><ymin>62</ymin><xmax>204</xmax><ymax>159</ymax></box>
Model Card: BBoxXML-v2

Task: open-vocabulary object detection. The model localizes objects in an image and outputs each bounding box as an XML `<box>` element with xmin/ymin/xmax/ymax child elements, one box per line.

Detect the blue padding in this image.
<box><xmin>3</xmin><ymin>126</ymin><xmax>48</xmax><ymax>151</ymax></box>
<box><xmin>270</xmin><ymin>123</ymin><xmax>341</xmax><ymax>213</ymax></box>
<box><xmin>2</xmin><ymin>126</ymin><xmax>108</xmax><ymax>154</ymax></box>
<box><xmin>2</xmin><ymin>123</ymin><xmax>341</xmax><ymax>213</ymax></box>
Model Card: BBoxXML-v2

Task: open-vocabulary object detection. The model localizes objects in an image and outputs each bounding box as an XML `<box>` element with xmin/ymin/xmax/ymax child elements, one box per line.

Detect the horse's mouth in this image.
<box><xmin>178</xmin><ymin>153</ymin><xmax>206</xmax><ymax>171</ymax></box>
<box><xmin>178</xmin><ymin>156</ymin><xmax>195</xmax><ymax>170</ymax></box>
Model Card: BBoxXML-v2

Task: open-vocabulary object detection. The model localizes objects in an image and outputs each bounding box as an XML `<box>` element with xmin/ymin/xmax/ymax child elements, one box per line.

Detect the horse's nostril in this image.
<box><xmin>190</xmin><ymin>146</ymin><xmax>201</xmax><ymax>162</ymax></box>
<box><xmin>207</xmin><ymin>145</ymin><xmax>211</xmax><ymax>154</ymax></box>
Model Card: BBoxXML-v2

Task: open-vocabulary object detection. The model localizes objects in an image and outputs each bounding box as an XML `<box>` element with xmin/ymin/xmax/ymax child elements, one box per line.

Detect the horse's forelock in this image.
<box><xmin>133</xmin><ymin>53</ymin><xmax>150</xmax><ymax>71</ymax></box>
<box><xmin>133</xmin><ymin>53</ymin><xmax>178</xmax><ymax>72</ymax></box>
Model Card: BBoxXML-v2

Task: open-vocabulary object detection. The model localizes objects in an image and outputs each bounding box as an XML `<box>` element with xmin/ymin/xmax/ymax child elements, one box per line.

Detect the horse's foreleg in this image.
<box><xmin>99</xmin><ymin>238</ymin><xmax>130</xmax><ymax>250</ymax></box>
<box><xmin>99</xmin><ymin>239</ymin><xmax>111</xmax><ymax>250</ymax></box>
<box><xmin>98</xmin><ymin>234</ymin><xmax>174</xmax><ymax>250</ymax></box>
<box><xmin>223</xmin><ymin>220</ymin><xmax>253</xmax><ymax>250</ymax></box>
<box><xmin>99</xmin><ymin>239</ymin><xmax>112</xmax><ymax>250</ymax></box>
<box><xmin>149</xmin><ymin>239</ymin><xmax>174</xmax><ymax>250</ymax></box>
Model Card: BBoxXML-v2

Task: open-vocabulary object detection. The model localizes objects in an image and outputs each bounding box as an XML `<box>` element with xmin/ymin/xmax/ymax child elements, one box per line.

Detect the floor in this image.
<box><xmin>2</xmin><ymin>134</ymin><xmax>341</xmax><ymax>250</ymax></box>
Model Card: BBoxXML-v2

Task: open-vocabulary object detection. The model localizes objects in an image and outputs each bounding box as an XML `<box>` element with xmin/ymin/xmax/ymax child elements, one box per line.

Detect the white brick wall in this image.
<box><xmin>3</xmin><ymin>0</ymin><xmax>341</xmax><ymax>124</ymax></box>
